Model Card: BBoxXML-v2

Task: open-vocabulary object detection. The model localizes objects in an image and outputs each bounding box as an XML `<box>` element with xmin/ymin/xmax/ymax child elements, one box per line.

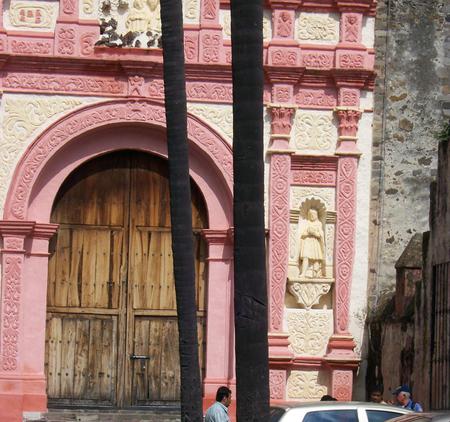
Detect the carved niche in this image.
<box><xmin>287</xmin><ymin>197</ymin><xmax>335</xmax><ymax>309</ymax></box>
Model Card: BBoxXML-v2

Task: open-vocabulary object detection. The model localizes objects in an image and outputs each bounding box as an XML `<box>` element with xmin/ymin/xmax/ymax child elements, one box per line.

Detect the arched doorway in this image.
<box><xmin>44</xmin><ymin>150</ymin><xmax>207</xmax><ymax>408</ymax></box>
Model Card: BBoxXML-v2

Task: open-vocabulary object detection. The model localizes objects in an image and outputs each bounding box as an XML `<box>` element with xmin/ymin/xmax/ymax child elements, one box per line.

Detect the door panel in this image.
<box><xmin>45</xmin><ymin>314</ymin><xmax>118</xmax><ymax>405</ymax></box>
<box><xmin>46</xmin><ymin>151</ymin><xmax>207</xmax><ymax>408</ymax></box>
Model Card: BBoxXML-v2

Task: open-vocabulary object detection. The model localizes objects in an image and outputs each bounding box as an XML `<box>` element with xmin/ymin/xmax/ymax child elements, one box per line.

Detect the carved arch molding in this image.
<box><xmin>3</xmin><ymin>99</ymin><xmax>233</xmax><ymax>221</ymax></box>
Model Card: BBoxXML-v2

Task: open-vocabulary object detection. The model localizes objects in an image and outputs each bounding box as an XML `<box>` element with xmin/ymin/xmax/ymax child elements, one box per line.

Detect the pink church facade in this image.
<box><xmin>0</xmin><ymin>0</ymin><xmax>376</xmax><ymax>420</ymax></box>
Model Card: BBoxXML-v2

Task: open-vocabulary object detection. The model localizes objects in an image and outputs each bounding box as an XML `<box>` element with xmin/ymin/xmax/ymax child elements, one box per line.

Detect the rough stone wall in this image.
<box><xmin>368</xmin><ymin>0</ymin><xmax>449</xmax><ymax>309</ymax></box>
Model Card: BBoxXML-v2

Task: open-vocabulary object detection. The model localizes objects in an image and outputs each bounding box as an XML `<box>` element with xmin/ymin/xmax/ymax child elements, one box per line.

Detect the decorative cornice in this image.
<box><xmin>0</xmin><ymin>220</ymin><xmax>35</xmax><ymax>236</ymax></box>
<box><xmin>201</xmin><ymin>229</ymin><xmax>229</xmax><ymax>244</ymax></box>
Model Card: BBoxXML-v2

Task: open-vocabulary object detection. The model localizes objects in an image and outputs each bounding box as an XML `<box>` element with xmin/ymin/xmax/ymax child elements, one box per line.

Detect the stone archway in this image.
<box><xmin>0</xmin><ymin>99</ymin><xmax>234</xmax><ymax>421</ymax></box>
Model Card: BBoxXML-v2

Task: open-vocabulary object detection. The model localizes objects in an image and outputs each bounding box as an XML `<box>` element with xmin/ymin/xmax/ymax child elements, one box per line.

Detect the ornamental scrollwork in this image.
<box><xmin>296</xmin><ymin>13</ymin><xmax>339</xmax><ymax>42</ymax></box>
<box><xmin>287</xmin><ymin>371</ymin><xmax>328</xmax><ymax>400</ymax></box>
<box><xmin>292</xmin><ymin>112</ymin><xmax>335</xmax><ymax>152</ymax></box>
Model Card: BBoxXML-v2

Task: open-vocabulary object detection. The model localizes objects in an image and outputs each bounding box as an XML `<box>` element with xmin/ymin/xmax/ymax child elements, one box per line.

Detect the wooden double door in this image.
<box><xmin>45</xmin><ymin>151</ymin><xmax>207</xmax><ymax>407</ymax></box>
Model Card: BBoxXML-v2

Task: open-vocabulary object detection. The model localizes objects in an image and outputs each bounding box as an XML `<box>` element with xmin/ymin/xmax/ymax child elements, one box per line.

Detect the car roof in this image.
<box><xmin>388</xmin><ymin>413</ymin><xmax>450</xmax><ymax>422</ymax></box>
<box><xmin>270</xmin><ymin>401</ymin><xmax>413</xmax><ymax>412</ymax></box>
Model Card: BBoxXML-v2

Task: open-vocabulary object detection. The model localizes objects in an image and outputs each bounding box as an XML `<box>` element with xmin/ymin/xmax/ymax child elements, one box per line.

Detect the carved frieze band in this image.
<box><xmin>269</xmin><ymin>154</ymin><xmax>291</xmax><ymax>331</ymax></box>
<box><xmin>334</xmin><ymin>157</ymin><xmax>358</xmax><ymax>334</ymax></box>
<box><xmin>291</xmin><ymin>157</ymin><xmax>338</xmax><ymax>187</ymax></box>
<box><xmin>5</xmin><ymin>100</ymin><xmax>233</xmax><ymax>220</ymax></box>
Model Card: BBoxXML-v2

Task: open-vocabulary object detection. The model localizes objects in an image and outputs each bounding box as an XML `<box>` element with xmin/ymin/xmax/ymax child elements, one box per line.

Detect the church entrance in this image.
<box><xmin>44</xmin><ymin>150</ymin><xmax>207</xmax><ymax>408</ymax></box>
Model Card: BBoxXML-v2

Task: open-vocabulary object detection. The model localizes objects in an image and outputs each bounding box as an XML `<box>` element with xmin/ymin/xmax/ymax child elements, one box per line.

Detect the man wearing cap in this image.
<box><xmin>392</xmin><ymin>385</ymin><xmax>423</xmax><ymax>412</ymax></box>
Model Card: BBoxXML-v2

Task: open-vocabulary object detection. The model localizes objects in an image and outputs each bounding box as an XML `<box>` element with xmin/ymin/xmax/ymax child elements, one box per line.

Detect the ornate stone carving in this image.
<box><xmin>271</xmin><ymin>49</ymin><xmax>298</xmax><ymax>66</ymax></box>
<box><xmin>338</xmin><ymin>53</ymin><xmax>365</xmax><ymax>69</ymax></box>
<box><xmin>201</xmin><ymin>32</ymin><xmax>220</xmax><ymax>63</ymax></box>
<box><xmin>9</xmin><ymin>3</ymin><xmax>55</xmax><ymax>29</ymax></box>
<box><xmin>296</xmin><ymin>89</ymin><xmax>336</xmax><ymax>109</ymax></box>
<box><xmin>202</xmin><ymin>0</ymin><xmax>216</xmax><ymax>20</ymax></box>
<box><xmin>287</xmin><ymin>281</ymin><xmax>332</xmax><ymax>309</ymax></box>
<box><xmin>148</xmin><ymin>79</ymin><xmax>165</xmax><ymax>97</ymax></box>
<box><xmin>270</xmin><ymin>370</ymin><xmax>286</xmax><ymax>400</ymax></box>
<box><xmin>10</xmin><ymin>40</ymin><xmax>52</xmax><ymax>55</ymax></box>
<box><xmin>302</xmin><ymin>52</ymin><xmax>333</xmax><ymax>69</ymax></box>
<box><xmin>187</xmin><ymin>82</ymin><xmax>233</xmax><ymax>102</ymax></box>
<box><xmin>3</xmin><ymin>73</ymin><xmax>125</xmax><ymax>94</ymax></box>
<box><xmin>184</xmin><ymin>0</ymin><xmax>199</xmax><ymax>22</ymax></box>
<box><xmin>128</xmin><ymin>75</ymin><xmax>145</xmax><ymax>96</ymax></box>
<box><xmin>1</xmin><ymin>256</ymin><xmax>22</xmax><ymax>371</ymax></box>
<box><xmin>341</xmin><ymin>13</ymin><xmax>361</xmax><ymax>43</ymax></box>
<box><xmin>273</xmin><ymin>86</ymin><xmax>292</xmax><ymax>103</ymax></box>
<box><xmin>0</xmin><ymin>97</ymin><xmax>85</xmax><ymax>211</ymax></box>
<box><xmin>57</xmin><ymin>27</ymin><xmax>76</xmax><ymax>55</ymax></box>
<box><xmin>263</xmin><ymin>11</ymin><xmax>272</xmax><ymax>41</ymax></box>
<box><xmin>339</xmin><ymin>88</ymin><xmax>360</xmax><ymax>107</ymax></box>
<box><xmin>188</xmin><ymin>103</ymin><xmax>233</xmax><ymax>141</ymax></box>
<box><xmin>126</xmin><ymin>0</ymin><xmax>160</xmax><ymax>33</ymax></box>
<box><xmin>63</xmin><ymin>0</ymin><xmax>76</xmax><ymax>15</ymax></box>
<box><xmin>296</xmin><ymin>13</ymin><xmax>338</xmax><ymax>42</ymax></box>
<box><xmin>291</xmin><ymin>170</ymin><xmax>336</xmax><ymax>186</ymax></box>
<box><xmin>82</xmin><ymin>0</ymin><xmax>95</xmax><ymax>15</ymax></box>
<box><xmin>80</xmin><ymin>32</ymin><xmax>96</xmax><ymax>56</ymax></box>
<box><xmin>291</xmin><ymin>187</ymin><xmax>335</xmax><ymax>211</ymax></box>
<box><xmin>332</xmin><ymin>370</ymin><xmax>352</xmax><ymax>401</ymax></box>
<box><xmin>4</xmin><ymin>238</ymin><xmax>23</xmax><ymax>250</ymax></box>
<box><xmin>268</xmin><ymin>154</ymin><xmax>291</xmax><ymax>331</ymax></box>
<box><xmin>184</xmin><ymin>34</ymin><xmax>198</xmax><ymax>61</ymax></box>
<box><xmin>269</xmin><ymin>106</ymin><xmax>295</xmax><ymax>136</ymax></box>
<box><xmin>335</xmin><ymin>157</ymin><xmax>358</xmax><ymax>333</ymax></box>
<box><xmin>292</xmin><ymin>112</ymin><xmax>335</xmax><ymax>152</ymax></box>
<box><xmin>287</xmin><ymin>371</ymin><xmax>328</xmax><ymax>400</ymax></box>
<box><xmin>335</xmin><ymin>108</ymin><xmax>362</xmax><ymax>137</ymax></box>
<box><xmin>276</xmin><ymin>11</ymin><xmax>293</xmax><ymax>38</ymax></box>
<box><xmin>222</xmin><ymin>11</ymin><xmax>231</xmax><ymax>38</ymax></box>
<box><xmin>5</xmin><ymin>100</ymin><xmax>233</xmax><ymax>220</ymax></box>
<box><xmin>287</xmin><ymin>310</ymin><xmax>332</xmax><ymax>355</ymax></box>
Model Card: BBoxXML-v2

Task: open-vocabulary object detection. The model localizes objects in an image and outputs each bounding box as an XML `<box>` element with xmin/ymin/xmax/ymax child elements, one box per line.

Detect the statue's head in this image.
<box><xmin>308</xmin><ymin>208</ymin><xmax>318</xmax><ymax>221</ymax></box>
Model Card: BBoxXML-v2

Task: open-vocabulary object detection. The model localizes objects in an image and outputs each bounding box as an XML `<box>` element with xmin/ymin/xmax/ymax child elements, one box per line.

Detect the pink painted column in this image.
<box><xmin>325</xmin><ymin>92</ymin><xmax>362</xmax><ymax>400</ymax></box>
<box><xmin>0</xmin><ymin>221</ymin><xmax>36</xmax><ymax>420</ymax></box>
<box><xmin>201</xmin><ymin>229</ymin><xmax>234</xmax><ymax>400</ymax></box>
<box><xmin>267</xmin><ymin>103</ymin><xmax>296</xmax><ymax>401</ymax></box>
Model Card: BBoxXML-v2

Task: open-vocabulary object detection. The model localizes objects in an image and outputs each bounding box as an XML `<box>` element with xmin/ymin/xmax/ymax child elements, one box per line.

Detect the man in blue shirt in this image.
<box><xmin>205</xmin><ymin>386</ymin><xmax>232</xmax><ymax>422</ymax></box>
<box><xmin>392</xmin><ymin>385</ymin><xmax>423</xmax><ymax>412</ymax></box>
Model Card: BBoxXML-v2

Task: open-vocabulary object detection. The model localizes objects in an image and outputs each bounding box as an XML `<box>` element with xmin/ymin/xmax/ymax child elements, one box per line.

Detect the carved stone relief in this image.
<box><xmin>291</xmin><ymin>111</ymin><xmax>336</xmax><ymax>154</ymax></box>
<box><xmin>296</xmin><ymin>12</ymin><xmax>339</xmax><ymax>43</ymax></box>
<box><xmin>287</xmin><ymin>310</ymin><xmax>332</xmax><ymax>356</ymax></box>
<box><xmin>5</xmin><ymin>1</ymin><xmax>58</xmax><ymax>30</ymax></box>
<box><xmin>0</xmin><ymin>95</ymin><xmax>92</xmax><ymax>215</ymax></box>
<box><xmin>291</xmin><ymin>187</ymin><xmax>335</xmax><ymax>212</ymax></box>
<box><xmin>287</xmin><ymin>370</ymin><xmax>328</xmax><ymax>400</ymax></box>
<box><xmin>96</xmin><ymin>0</ymin><xmax>162</xmax><ymax>47</ymax></box>
<box><xmin>287</xmin><ymin>196</ymin><xmax>335</xmax><ymax>306</ymax></box>
<box><xmin>187</xmin><ymin>103</ymin><xmax>233</xmax><ymax>143</ymax></box>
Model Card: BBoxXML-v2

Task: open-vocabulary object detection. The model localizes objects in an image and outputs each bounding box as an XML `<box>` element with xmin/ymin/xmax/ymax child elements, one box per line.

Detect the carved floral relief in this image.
<box><xmin>287</xmin><ymin>370</ymin><xmax>328</xmax><ymax>400</ymax></box>
<box><xmin>187</xmin><ymin>103</ymin><xmax>233</xmax><ymax>143</ymax></box>
<box><xmin>287</xmin><ymin>310</ymin><xmax>332</xmax><ymax>355</ymax></box>
<box><xmin>6</xmin><ymin>2</ymin><xmax>57</xmax><ymax>30</ymax></box>
<box><xmin>296</xmin><ymin>12</ymin><xmax>339</xmax><ymax>43</ymax></box>
<box><xmin>291</xmin><ymin>187</ymin><xmax>335</xmax><ymax>212</ymax></box>
<box><xmin>0</xmin><ymin>95</ymin><xmax>92</xmax><ymax>215</ymax></box>
<box><xmin>291</xmin><ymin>111</ymin><xmax>336</xmax><ymax>154</ymax></box>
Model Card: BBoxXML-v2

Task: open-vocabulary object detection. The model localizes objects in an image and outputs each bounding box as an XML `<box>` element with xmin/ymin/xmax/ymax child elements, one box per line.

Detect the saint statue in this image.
<box><xmin>299</xmin><ymin>208</ymin><xmax>325</xmax><ymax>278</ymax></box>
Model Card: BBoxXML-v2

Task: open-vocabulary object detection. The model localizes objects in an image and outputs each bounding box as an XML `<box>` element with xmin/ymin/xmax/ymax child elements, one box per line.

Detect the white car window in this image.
<box><xmin>366</xmin><ymin>410</ymin><xmax>409</xmax><ymax>422</ymax></box>
<box><xmin>303</xmin><ymin>409</ymin><xmax>358</xmax><ymax>422</ymax></box>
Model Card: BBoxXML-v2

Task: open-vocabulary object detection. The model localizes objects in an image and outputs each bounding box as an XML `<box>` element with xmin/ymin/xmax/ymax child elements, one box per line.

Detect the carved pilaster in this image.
<box><xmin>333</xmin><ymin>156</ymin><xmax>358</xmax><ymax>336</ymax></box>
<box><xmin>0</xmin><ymin>221</ymin><xmax>34</xmax><ymax>372</ymax></box>
<box><xmin>267</xmin><ymin>105</ymin><xmax>295</xmax><ymax>337</ymax></box>
<box><xmin>334</xmin><ymin>107</ymin><xmax>362</xmax><ymax>155</ymax></box>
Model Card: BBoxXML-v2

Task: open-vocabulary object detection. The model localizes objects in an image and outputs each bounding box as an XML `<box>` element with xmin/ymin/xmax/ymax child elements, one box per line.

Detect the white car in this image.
<box><xmin>270</xmin><ymin>401</ymin><xmax>414</xmax><ymax>422</ymax></box>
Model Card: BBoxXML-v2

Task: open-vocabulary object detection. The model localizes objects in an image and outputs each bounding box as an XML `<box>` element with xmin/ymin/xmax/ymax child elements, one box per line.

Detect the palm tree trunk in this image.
<box><xmin>230</xmin><ymin>0</ymin><xmax>270</xmax><ymax>420</ymax></box>
<box><xmin>160</xmin><ymin>2</ymin><xmax>203</xmax><ymax>420</ymax></box>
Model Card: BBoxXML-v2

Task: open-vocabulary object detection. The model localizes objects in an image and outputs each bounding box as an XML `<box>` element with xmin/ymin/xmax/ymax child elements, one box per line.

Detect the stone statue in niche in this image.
<box><xmin>299</xmin><ymin>208</ymin><xmax>325</xmax><ymax>278</ymax></box>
